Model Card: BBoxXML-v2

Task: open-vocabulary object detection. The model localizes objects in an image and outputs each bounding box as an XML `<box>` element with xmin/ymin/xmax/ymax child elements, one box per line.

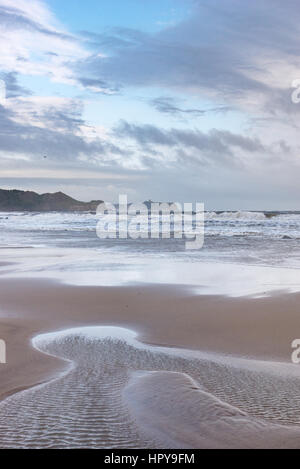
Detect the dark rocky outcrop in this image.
<box><xmin>0</xmin><ymin>189</ymin><xmax>103</xmax><ymax>212</ymax></box>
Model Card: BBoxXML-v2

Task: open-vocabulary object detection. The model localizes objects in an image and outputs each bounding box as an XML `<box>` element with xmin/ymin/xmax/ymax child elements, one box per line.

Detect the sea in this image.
<box><xmin>0</xmin><ymin>210</ymin><xmax>300</xmax><ymax>448</ymax></box>
<box><xmin>0</xmin><ymin>209</ymin><xmax>300</xmax><ymax>296</ymax></box>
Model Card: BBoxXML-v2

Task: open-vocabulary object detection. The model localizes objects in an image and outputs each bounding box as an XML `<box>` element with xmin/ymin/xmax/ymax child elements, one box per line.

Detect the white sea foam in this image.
<box><xmin>2</xmin><ymin>210</ymin><xmax>300</xmax><ymax>278</ymax></box>
<box><xmin>205</xmin><ymin>211</ymin><xmax>266</xmax><ymax>220</ymax></box>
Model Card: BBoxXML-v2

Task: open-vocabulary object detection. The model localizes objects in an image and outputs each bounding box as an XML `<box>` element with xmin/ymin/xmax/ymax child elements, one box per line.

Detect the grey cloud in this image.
<box><xmin>116</xmin><ymin>121</ymin><xmax>174</xmax><ymax>147</ymax></box>
<box><xmin>115</xmin><ymin>121</ymin><xmax>265</xmax><ymax>157</ymax></box>
<box><xmin>76</xmin><ymin>1</ymin><xmax>300</xmax><ymax>115</ymax></box>
<box><xmin>77</xmin><ymin>76</ymin><xmax>120</xmax><ymax>94</ymax></box>
<box><xmin>80</xmin><ymin>31</ymin><xmax>265</xmax><ymax>94</ymax></box>
<box><xmin>150</xmin><ymin>96</ymin><xmax>231</xmax><ymax>117</ymax></box>
<box><xmin>77</xmin><ymin>19</ymin><xmax>264</xmax><ymax>96</ymax></box>
<box><xmin>0</xmin><ymin>102</ymin><xmax>125</xmax><ymax>164</ymax></box>
<box><xmin>80</xmin><ymin>30</ymin><xmax>141</xmax><ymax>51</ymax></box>
<box><xmin>0</xmin><ymin>72</ymin><xmax>31</xmax><ymax>98</ymax></box>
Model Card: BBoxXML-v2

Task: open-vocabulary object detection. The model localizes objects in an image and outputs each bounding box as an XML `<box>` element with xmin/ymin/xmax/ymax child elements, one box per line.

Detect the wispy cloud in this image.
<box><xmin>0</xmin><ymin>0</ymin><xmax>87</xmax><ymax>86</ymax></box>
<box><xmin>150</xmin><ymin>96</ymin><xmax>231</xmax><ymax>117</ymax></box>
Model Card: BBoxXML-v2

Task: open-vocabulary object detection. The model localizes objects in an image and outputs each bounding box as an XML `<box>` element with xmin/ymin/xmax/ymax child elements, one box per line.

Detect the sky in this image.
<box><xmin>0</xmin><ymin>0</ymin><xmax>300</xmax><ymax>209</ymax></box>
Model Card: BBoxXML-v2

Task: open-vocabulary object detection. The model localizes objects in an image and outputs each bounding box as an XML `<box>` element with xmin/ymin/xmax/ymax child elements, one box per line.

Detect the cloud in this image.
<box><xmin>115</xmin><ymin>120</ymin><xmax>265</xmax><ymax>156</ymax></box>
<box><xmin>0</xmin><ymin>71</ymin><xmax>31</xmax><ymax>97</ymax></box>
<box><xmin>150</xmin><ymin>96</ymin><xmax>231</xmax><ymax>117</ymax></box>
<box><xmin>0</xmin><ymin>3</ymin><xmax>73</xmax><ymax>40</ymax></box>
<box><xmin>0</xmin><ymin>1</ymin><xmax>130</xmax><ymax>174</ymax></box>
<box><xmin>0</xmin><ymin>0</ymin><xmax>88</xmax><ymax>88</ymax></box>
<box><xmin>77</xmin><ymin>76</ymin><xmax>119</xmax><ymax>94</ymax></box>
<box><xmin>0</xmin><ymin>96</ymin><xmax>129</xmax><ymax>168</ymax></box>
<box><xmin>78</xmin><ymin>1</ymin><xmax>300</xmax><ymax>117</ymax></box>
<box><xmin>0</xmin><ymin>1</ymin><xmax>123</xmax><ymax>94</ymax></box>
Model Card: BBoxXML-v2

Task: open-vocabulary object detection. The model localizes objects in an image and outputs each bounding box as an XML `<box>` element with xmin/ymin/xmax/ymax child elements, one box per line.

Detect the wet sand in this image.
<box><xmin>1</xmin><ymin>277</ymin><xmax>300</xmax><ymax>447</ymax></box>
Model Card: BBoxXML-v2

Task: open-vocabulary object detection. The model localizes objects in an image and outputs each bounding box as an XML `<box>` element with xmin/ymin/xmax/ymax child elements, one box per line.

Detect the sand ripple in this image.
<box><xmin>0</xmin><ymin>327</ymin><xmax>300</xmax><ymax>448</ymax></box>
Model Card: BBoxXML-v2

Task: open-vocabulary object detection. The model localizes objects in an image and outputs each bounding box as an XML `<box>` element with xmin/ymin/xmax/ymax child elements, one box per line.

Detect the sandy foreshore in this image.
<box><xmin>1</xmin><ymin>276</ymin><xmax>300</xmax><ymax>448</ymax></box>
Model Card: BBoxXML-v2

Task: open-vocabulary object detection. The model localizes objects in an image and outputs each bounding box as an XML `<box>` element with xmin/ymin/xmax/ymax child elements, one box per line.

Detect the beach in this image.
<box><xmin>1</xmin><ymin>255</ymin><xmax>300</xmax><ymax>447</ymax></box>
<box><xmin>0</xmin><ymin>211</ymin><xmax>300</xmax><ymax>448</ymax></box>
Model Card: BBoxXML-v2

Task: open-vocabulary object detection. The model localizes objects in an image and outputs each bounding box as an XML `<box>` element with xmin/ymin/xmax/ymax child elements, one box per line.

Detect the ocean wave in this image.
<box><xmin>205</xmin><ymin>211</ymin><xmax>266</xmax><ymax>220</ymax></box>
